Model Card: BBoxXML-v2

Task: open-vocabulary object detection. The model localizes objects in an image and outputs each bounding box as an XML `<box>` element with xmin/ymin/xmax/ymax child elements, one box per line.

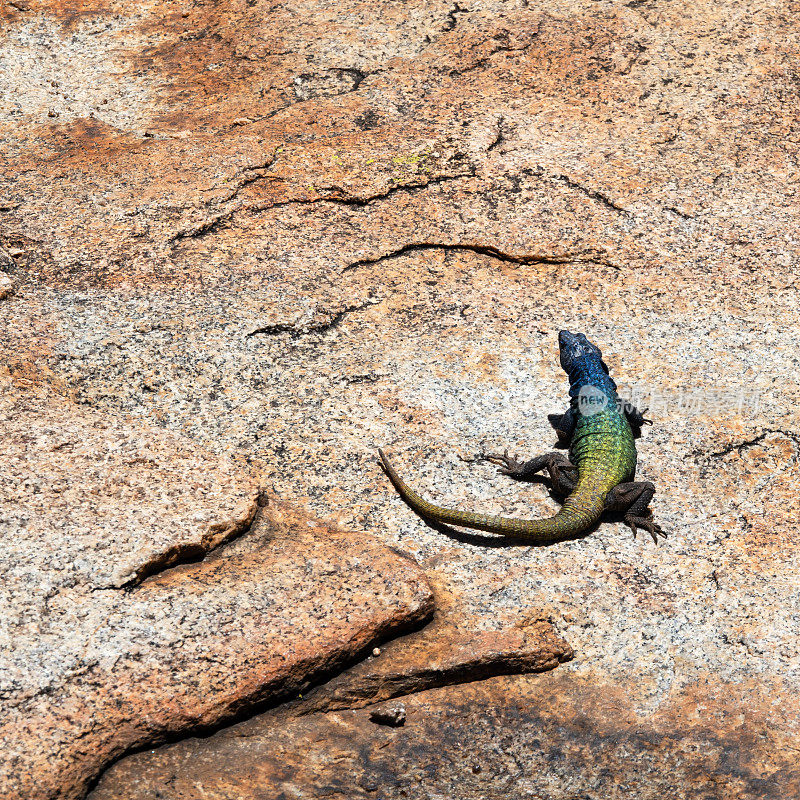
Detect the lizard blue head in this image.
<box><xmin>558</xmin><ymin>330</ymin><xmax>604</xmax><ymax>371</ymax></box>
<box><xmin>558</xmin><ymin>330</ymin><xmax>617</xmax><ymax>400</ymax></box>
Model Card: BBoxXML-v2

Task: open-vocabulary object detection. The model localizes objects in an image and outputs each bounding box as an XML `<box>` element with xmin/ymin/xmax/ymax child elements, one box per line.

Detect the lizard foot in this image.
<box><xmin>481</xmin><ymin>452</ymin><xmax>575</xmax><ymax>493</ymax></box>
<box><xmin>482</xmin><ymin>449</ymin><xmax>527</xmax><ymax>475</ymax></box>
<box><xmin>624</xmin><ymin>512</ymin><xmax>667</xmax><ymax>545</ymax></box>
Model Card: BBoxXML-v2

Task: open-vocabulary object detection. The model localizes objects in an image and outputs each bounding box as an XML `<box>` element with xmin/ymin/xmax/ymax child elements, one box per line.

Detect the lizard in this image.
<box><xmin>378</xmin><ymin>330</ymin><xmax>666</xmax><ymax>544</ymax></box>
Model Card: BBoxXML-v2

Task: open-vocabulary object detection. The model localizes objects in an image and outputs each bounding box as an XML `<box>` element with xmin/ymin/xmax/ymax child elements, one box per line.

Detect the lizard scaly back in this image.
<box><xmin>379</xmin><ymin>331</ymin><xmax>661</xmax><ymax>543</ymax></box>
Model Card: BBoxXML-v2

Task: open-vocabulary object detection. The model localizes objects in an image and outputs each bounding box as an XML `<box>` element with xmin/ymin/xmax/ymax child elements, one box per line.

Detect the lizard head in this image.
<box><xmin>558</xmin><ymin>330</ymin><xmax>606</xmax><ymax>373</ymax></box>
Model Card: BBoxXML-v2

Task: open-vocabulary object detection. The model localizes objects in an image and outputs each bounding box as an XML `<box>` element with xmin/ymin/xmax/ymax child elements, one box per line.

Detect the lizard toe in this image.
<box><xmin>484</xmin><ymin>449</ymin><xmax>524</xmax><ymax>474</ymax></box>
<box><xmin>624</xmin><ymin>514</ymin><xmax>667</xmax><ymax>544</ymax></box>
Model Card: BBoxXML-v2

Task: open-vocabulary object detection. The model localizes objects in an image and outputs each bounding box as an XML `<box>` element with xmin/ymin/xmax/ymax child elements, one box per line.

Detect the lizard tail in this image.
<box><xmin>378</xmin><ymin>449</ymin><xmax>599</xmax><ymax>543</ymax></box>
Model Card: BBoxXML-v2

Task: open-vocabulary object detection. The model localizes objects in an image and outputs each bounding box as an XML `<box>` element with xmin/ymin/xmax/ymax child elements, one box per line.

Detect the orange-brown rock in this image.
<box><xmin>297</xmin><ymin>616</ymin><xmax>573</xmax><ymax>714</ymax></box>
<box><xmin>90</xmin><ymin>671</ymin><xmax>800</xmax><ymax>800</ymax></box>
<box><xmin>3</xmin><ymin>0</ymin><xmax>800</xmax><ymax>796</ymax></box>
<box><xmin>0</xmin><ymin>389</ymin><xmax>434</xmax><ymax>800</ymax></box>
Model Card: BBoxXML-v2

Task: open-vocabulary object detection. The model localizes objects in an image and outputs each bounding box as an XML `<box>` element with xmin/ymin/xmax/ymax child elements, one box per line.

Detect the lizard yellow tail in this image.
<box><xmin>378</xmin><ymin>449</ymin><xmax>599</xmax><ymax>543</ymax></box>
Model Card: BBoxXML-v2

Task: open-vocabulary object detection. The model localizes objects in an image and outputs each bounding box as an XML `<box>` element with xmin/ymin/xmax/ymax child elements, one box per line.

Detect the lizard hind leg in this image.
<box><xmin>604</xmin><ymin>481</ymin><xmax>666</xmax><ymax>544</ymax></box>
<box><xmin>483</xmin><ymin>451</ymin><xmax>577</xmax><ymax>497</ymax></box>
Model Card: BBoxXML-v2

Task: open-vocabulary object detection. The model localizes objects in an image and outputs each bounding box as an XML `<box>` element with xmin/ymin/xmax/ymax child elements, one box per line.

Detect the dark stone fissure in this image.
<box><xmin>707</xmin><ymin>429</ymin><xmax>800</xmax><ymax>459</ymax></box>
<box><xmin>342</xmin><ymin>241</ymin><xmax>620</xmax><ymax>272</ymax></box>
<box><xmin>246</xmin><ymin>298</ymin><xmax>382</xmax><ymax>339</ymax></box>
<box><xmin>168</xmin><ymin>170</ymin><xmax>475</xmax><ymax>243</ymax></box>
<box><xmin>119</xmin><ymin>492</ymin><xmax>269</xmax><ymax>589</ymax></box>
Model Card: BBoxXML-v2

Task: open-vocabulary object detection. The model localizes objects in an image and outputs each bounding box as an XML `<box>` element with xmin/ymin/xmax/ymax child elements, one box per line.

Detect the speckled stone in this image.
<box><xmin>1</xmin><ymin>389</ymin><xmax>262</xmax><ymax>592</ymax></box>
<box><xmin>89</xmin><ymin>672</ymin><xmax>800</xmax><ymax>800</ymax></box>
<box><xmin>0</xmin><ymin>270</ymin><xmax>14</xmax><ymax>299</ymax></box>
<box><xmin>3</xmin><ymin>0</ymin><xmax>800</xmax><ymax>796</ymax></box>
<box><xmin>0</xmin><ymin>387</ymin><xmax>433</xmax><ymax>800</ymax></box>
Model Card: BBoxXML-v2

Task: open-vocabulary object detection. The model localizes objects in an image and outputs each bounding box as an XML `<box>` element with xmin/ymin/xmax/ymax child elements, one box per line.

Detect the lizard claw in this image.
<box><xmin>625</xmin><ymin>513</ymin><xmax>667</xmax><ymax>544</ymax></box>
<box><xmin>482</xmin><ymin>449</ymin><xmax>525</xmax><ymax>475</ymax></box>
<box><xmin>555</xmin><ymin>427</ymin><xmax>572</xmax><ymax>445</ymax></box>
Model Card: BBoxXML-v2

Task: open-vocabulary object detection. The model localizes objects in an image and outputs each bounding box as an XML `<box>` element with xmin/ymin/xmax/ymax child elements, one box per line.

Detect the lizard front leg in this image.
<box><xmin>604</xmin><ymin>481</ymin><xmax>666</xmax><ymax>543</ymax></box>
<box><xmin>619</xmin><ymin>400</ymin><xmax>652</xmax><ymax>438</ymax></box>
<box><xmin>483</xmin><ymin>451</ymin><xmax>578</xmax><ymax>498</ymax></box>
<box><xmin>547</xmin><ymin>407</ymin><xmax>577</xmax><ymax>446</ymax></box>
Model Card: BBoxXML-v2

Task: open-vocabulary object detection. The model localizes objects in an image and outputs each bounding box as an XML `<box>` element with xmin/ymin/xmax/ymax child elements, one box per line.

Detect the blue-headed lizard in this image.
<box><xmin>379</xmin><ymin>330</ymin><xmax>665</xmax><ymax>544</ymax></box>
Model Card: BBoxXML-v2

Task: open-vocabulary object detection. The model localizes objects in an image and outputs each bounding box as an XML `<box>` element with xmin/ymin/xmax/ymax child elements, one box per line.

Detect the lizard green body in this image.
<box><xmin>379</xmin><ymin>330</ymin><xmax>665</xmax><ymax>543</ymax></box>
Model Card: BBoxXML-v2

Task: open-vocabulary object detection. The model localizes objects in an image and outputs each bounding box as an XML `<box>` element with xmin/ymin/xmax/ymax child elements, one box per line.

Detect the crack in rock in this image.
<box><xmin>706</xmin><ymin>429</ymin><xmax>800</xmax><ymax>459</ymax></box>
<box><xmin>222</xmin><ymin>67</ymin><xmax>387</xmax><ymax>133</ymax></box>
<box><xmin>342</xmin><ymin>242</ymin><xmax>621</xmax><ymax>272</ymax></box>
<box><xmin>487</xmin><ymin>115</ymin><xmax>508</xmax><ymax>152</ymax></box>
<box><xmin>664</xmin><ymin>205</ymin><xmax>696</xmax><ymax>220</ymax></box>
<box><xmin>442</xmin><ymin>2</ymin><xmax>472</xmax><ymax>32</ymax></box>
<box><xmin>168</xmin><ymin>170</ymin><xmax>475</xmax><ymax>244</ymax></box>
<box><xmin>296</xmin><ymin>627</ymin><xmax>574</xmax><ymax>717</ymax></box>
<box><xmin>120</xmin><ymin>492</ymin><xmax>270</xmax><ymax>588</ymax></box>
<box><xmin>527</xmin><ymin>167</ymin><xmax>632</xmax><ymax>215</ymax></box>
<box><xmin>246</xmin><ymin>298</ymin><xmax>383</xmax><ymax>339</ymax></box>
<box><xmin>292</xmin><ymin>68</ymin><xmax>366</xmax><ymax>101</ymax></box>
<box><xmin>446</xmin><ymin>38</ymin><xmax>537</xmax><ymax>77</ymax></box>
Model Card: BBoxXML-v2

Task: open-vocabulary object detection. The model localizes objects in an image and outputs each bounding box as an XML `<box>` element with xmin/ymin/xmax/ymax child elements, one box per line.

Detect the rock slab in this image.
<box><xmin>3</xmin><ymin>0</ymin><xmax>800</xmax><ymax>796</ymax></box>
<box><xmin>0</xmin><ymin>389</ymin><xmax>434</xmax><ymax>800</ymax></box>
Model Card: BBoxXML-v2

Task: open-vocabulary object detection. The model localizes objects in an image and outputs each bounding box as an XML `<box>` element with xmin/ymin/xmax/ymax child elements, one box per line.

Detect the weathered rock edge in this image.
<box><xmin>4</xmin><ymin>499</ymin><xmax>436</xmax><ymax>800</ymax></box>
<box><xmin>0</xmin><ymin>389</ymin><xmax>436</xmax><ymax>800</ymax></box>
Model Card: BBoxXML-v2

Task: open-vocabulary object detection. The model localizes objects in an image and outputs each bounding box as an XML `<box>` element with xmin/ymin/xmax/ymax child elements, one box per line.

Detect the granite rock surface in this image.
<box><xmin>2</xmin><ymin>0</ymin><xmax>800</xmax><ymax>796</ymax></box>
<box><xmin>90</xmin><ymin>671</ymin><xmax>800</xmax><ymax>800</ymax></box>
<box><xmin>0</xmin><ymin>387</ymin><xmax>435</xmax><ymax>799</ymax></box>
